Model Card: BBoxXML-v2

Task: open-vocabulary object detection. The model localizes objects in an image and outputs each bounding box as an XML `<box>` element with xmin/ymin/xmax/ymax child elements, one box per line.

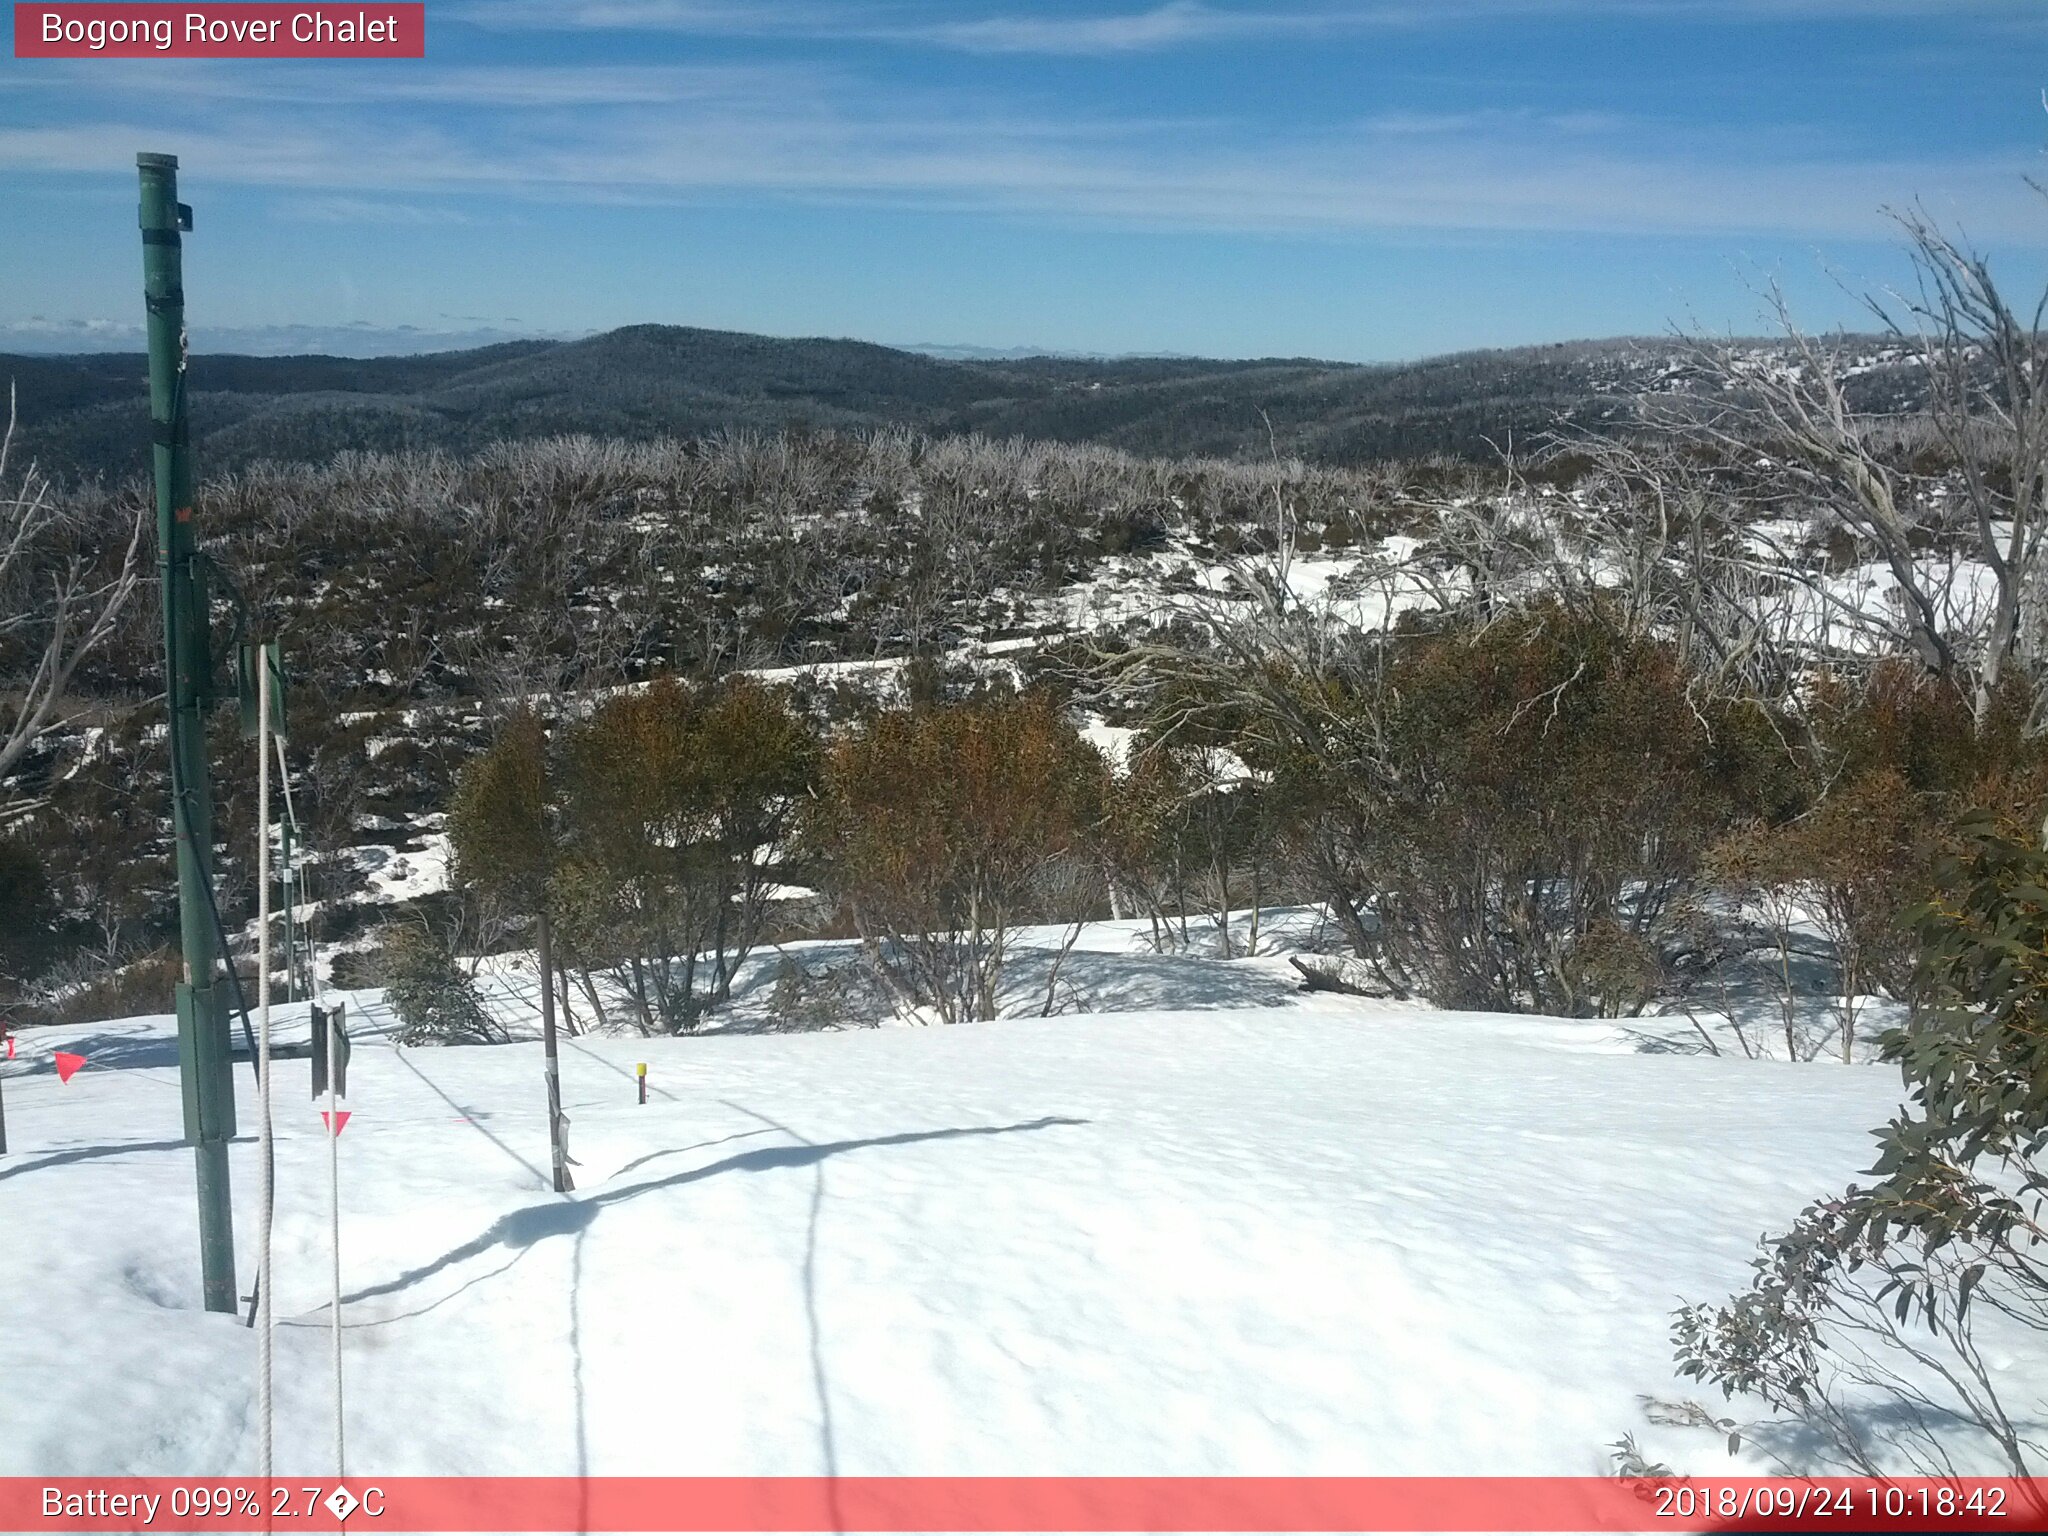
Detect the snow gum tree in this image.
<box><xmin>1703</xmin><ymin>664</ymin><xmax>2048</xmax><ymax>1059</ymax></box>
<box><xmin>551</xmin><ymin>676</ymin><xmax>817</xmax><ymax>1032</ymax></box>
<box><xmin>446</xmin><ymin>707</ymin><xmax>574</xmax><ymax>1189</ymax></box>
<box><xmin>449</xmin><ymin>710</ymin><xmax>556</xmax><ymax>921</ymax></box>
<box><xmin>1098</xmin><ymin>741</ymin><xmax>1274</xmax><ymax>958</ymax></box>
<box><xmin>1109</xmin><ymin>585</ymin><xmax>1780</xmax><ymax>1015</ymax></box>
<box><xmin>809</xmin><ymin>692</ymin><xmax>1108</xmax><ymax>1022</ymax></box>
<box><xmin>1364</xmin><ymin>601</ymin><xmax>1777</xmax><ymax>1014</ymax></box>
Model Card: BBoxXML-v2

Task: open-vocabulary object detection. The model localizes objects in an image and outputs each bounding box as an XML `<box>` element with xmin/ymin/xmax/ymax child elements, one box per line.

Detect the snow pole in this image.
<box><xmin>324</xmin><ymin>997</ymin><xmax>345</xmax><ymax>1476</ymax></box>
<box><xmin>637</xmin><ymin>1061</ymin><xmax>647</xmax><ymax>1106</ymax></box>
<box><xmin>140</xmin><ymin>151</ymin><xmax>239</xmax><ymax>1315</ymax></box>
<box><xmin>538</xmin><ymin>912</ymin><xmax>572</xmax><ymax>1193</ymax></box>
<box><xmin>286</xmin><ymin>702</ymin><xmax>346</xmax><ymax>1472</ymax></box>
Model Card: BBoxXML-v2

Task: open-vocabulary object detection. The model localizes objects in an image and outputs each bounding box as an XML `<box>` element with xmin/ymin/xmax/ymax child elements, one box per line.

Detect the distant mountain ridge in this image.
<box><xmin>2</xmin><ymin>323</ymin><xmax>1904</xmax><ymax>481</ymax></box>
<box><xmin>895</xmin><ymin>341</ymin><xmax>1202</xmax><ymax>362</ymax></box>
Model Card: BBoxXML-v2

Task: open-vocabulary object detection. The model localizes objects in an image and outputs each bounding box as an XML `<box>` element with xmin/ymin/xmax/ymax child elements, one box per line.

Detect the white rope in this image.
<box><xmin>256</xmin><ymin>654</ymin><xmax>275</xmax><ymax>1484</ymax></box>
<box><xmin>275</xmin><ymin>730</ymin><xmax>343</xmax><ymax>1476</ymax></box>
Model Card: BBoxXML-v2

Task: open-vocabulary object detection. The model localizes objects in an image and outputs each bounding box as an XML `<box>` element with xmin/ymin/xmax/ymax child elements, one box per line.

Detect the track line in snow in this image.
<box><xmin>564</xmin><ymin>1037</ymin><xmax>682</xmax><ymax>1102</ymax></box>
<box><xmin>388</xmin><ymin>1046</ymin><xmax>553</xmax><ymax>1191</ymax></box>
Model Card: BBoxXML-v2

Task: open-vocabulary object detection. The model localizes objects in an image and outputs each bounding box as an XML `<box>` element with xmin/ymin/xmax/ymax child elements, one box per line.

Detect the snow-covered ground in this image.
<box><xmin>0</xmin><ymin>920</ymin><xmax>1975</xmax><ymax>1482</ymax></box>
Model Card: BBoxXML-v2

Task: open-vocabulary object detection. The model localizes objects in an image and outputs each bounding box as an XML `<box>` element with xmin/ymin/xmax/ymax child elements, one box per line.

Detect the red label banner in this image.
<box><xmin>14</xmin><ymin>5</ymin><xmax>425</xmax><ymax>58</ymax></box>
<box><xmin>4</xmin><ymin>1477</ymin><xmax>2048</xmax><ymax>1533</ymax></box>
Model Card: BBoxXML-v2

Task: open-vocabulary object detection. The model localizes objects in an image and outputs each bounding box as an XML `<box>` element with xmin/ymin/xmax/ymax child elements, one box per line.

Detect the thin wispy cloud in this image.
<box><xmin>2</xmin><ymin>74</ymin><xmax>2036</xmax><ymax>243</ymax></box>
<box><xmin>283</xmin><ymin>195</ymin><xmax>476</xmax><ymax>225</ymax></box>
<box><xmin>906</xmin><ymin>2</ymin><xmax>1329</xmax><ymax>55</ymax></box>
<box><xmin>459</xmin><ymin>0</ymin><xmax>2030</xmax><ymax>56</ymax></box>
<box><xmin>1</xmin><ymin>58</ymin><xmax>846</xmax><ymax>107</ymax></box>
<box><xmin>1361</xmin><ymin>108</ymin><xmax>1634</xmax><ymax>137</ymax></box>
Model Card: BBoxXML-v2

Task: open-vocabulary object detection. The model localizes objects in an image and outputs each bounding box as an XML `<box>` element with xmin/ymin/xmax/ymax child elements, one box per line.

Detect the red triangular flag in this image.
<box><xmin>53</xmin><ymin>1051</ymin><xmax>86</xmax><ymax>1084</ymax></box>
<box><xmin>320</xmin><ymin>1109</ymin><xmax>351</xmax><ymax>1135</ymax></box>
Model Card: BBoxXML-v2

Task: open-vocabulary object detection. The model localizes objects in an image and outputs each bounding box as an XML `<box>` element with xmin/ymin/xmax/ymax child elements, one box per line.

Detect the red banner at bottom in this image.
<box><xmin>7</xmin><ymin>1476</ymin><xmax>2048</xmax><ymax>1533</ymax></box>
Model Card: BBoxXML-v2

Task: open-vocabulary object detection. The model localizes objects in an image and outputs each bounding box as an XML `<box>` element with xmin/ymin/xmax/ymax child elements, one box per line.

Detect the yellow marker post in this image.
<box><xmin>636</xmin><ymin>1062</ymin><xmax>647</xmax><ymax>1106</ymax></box>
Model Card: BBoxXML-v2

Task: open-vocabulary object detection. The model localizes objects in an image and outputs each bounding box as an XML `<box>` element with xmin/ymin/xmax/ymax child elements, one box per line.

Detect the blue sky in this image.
<box><xmin>3</xmin><ymin>0</ymin><xmax>2046</xmax><ymax>360</ymax></box>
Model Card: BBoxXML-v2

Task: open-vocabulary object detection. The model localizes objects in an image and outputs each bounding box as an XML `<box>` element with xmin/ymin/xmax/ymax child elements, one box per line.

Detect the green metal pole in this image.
<box><xmin>140</xmin><ymin>152</ymin><xmax>238</xmax><ymax>1315</ymax></box>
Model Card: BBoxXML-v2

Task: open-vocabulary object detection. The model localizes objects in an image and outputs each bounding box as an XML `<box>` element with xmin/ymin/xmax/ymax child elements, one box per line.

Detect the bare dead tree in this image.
<box><xmin>1874</xmin><ymin>205</ymin><xmax>2048</xmax><ymax>727</ymax></box>
<box><xmin>0</xmin><ymin>386</ymin><xmax>147</xmax><ymax>795</ymax></box>
<box><xmin>449</xmin><ymin>447</ymin><xmax>655</xmax><ymax>712</ymax></box>
<box><xmin>1549</xmin><ymin>431</ymin><xmax>1859</xmax><ymax>722</ymax></box>
<box><xmin>1602</xmin><ymin>208</ymin><xmax>2048</xmax><ymax>731</ymax></box>
<box><xmin>1088</xmin><ymin>470</ymin><xmax>1426</xmax><ymax>964</ymax></box>
<box><xmin>1647</xmin><ymin>310</ymin><xmax>1960</xmax><ymax>683</ymax></box>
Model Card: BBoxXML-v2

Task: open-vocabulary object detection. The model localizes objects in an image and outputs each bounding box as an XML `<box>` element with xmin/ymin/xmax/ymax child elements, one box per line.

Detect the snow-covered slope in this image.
<box><xmin>0</xmin><ymin>979</ymin><xmax>1926</xmax><ymax>1479</ymax></box>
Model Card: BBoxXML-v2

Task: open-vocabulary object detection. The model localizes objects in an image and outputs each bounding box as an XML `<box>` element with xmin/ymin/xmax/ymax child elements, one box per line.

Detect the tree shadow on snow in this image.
<box><xmin>0</xmin><ymin>1136</ymin><xmax>189</xmax><ymax>1183</ymax></box>
<box><xmin>338</xmin><ymin>1115</ymin><xmax>1089</xmax><ymax>1310</ymax></box>
<box><xmin>9</xmin><ymin>1029</ymin><xmax>184</xmax><ymax>1072</ymax></box>
<box><xmin>1014</xmin><ymin>946</ymin><xmax>1298</xmax><ymax>1014</ymax></box>
<box><xmin>1730</xmin><ymin>1396</ymin><xmax>2048</xmax><ymax>1485</ymax></box>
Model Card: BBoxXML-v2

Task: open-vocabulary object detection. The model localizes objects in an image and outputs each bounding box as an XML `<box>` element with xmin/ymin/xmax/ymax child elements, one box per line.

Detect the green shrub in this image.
<box><xmin>808</xmin><ymin>693</ymin><xmax>1107</xmax><ymax>1021</ymax></box>
<box><xmin>377</xmin><ymin>921</ymin><xmax>505</xmax><ymax>1046</ymax></box>
<box><xmin>1359</xmin><ymin>601</ymin><xmax>1777</xmax><ymax>1014</ymax></box>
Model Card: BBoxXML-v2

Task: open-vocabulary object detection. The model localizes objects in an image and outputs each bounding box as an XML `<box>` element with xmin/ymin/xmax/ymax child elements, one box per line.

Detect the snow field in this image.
<box><xmin>0</xmin><ymin>983</ymin><xmax>1918</xmax><ymax>1481</ymax></box>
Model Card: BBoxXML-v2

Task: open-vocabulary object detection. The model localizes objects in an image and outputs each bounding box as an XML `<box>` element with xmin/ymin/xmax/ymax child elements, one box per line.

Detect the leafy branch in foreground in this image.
<box><xmin>1671</xmin><ymin>813</ymin><xmax>2048</xmax><ymax>1483</ymax></box>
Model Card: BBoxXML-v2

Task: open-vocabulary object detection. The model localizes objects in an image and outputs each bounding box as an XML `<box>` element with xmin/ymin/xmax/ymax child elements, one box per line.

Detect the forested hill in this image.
<box><xmin>5</xmin><ymin>325</ymin><xmax>1729</xmax><ymax>480</ymax></box>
